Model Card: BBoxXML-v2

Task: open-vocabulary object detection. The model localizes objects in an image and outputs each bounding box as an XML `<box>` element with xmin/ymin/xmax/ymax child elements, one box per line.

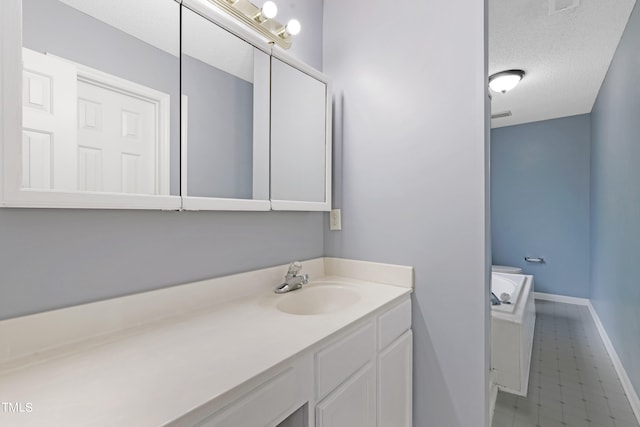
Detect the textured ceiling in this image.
<box><xmin>489</xmin><ymin>0</ymin><xmax>636</xmax><ymax>128</ymax></box>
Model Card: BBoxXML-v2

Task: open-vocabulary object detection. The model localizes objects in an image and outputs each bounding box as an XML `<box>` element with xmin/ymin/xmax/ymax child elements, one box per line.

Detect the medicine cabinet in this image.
<box><xmin>0</xmin><ymin>0</ymin><xmax>331</xmax><ymax>211</ymax></box>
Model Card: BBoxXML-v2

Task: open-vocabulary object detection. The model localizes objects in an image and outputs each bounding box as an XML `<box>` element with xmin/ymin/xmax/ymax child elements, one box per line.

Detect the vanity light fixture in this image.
<box><xmin>214</xmin><ymin>0</ymin><xmax>301</xmax><ymax>49</ymax></box>
<box><xmin>489</xmin><ymin>69</ymin><xmax>525</xmax><ymax>94</ymax></box>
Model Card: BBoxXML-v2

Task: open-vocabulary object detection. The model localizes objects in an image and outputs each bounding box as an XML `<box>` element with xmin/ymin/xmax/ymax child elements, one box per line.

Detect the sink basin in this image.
<box><xmin>275</xmin><ymin>282</ymin><xmax>361</xmax><ymax>315</ymax></box>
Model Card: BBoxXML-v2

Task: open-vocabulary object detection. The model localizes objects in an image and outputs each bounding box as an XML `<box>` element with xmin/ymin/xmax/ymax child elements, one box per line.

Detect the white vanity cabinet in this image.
<box><xmin>175</xmin><ymin>295</ymin><xmax>412</xmax><ymax>427</ymax></box>
<box><xmin>313</xmin><ymin>296</ymin><xmax>412</xmax><ymax>427</ymax></box>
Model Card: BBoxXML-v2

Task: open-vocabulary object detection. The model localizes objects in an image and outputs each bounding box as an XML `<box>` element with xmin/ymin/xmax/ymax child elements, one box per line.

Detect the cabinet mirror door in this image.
<box><xmin>270</xmin><ymin>56</ymin><xmax>331</xmax><ymax>211</ymax></box>
<box><xmin>180</xmin><ymin>6</ymin><xmax>270</xmax><ymax>211</ymax></box>
<box><xmin>10</xmin><ymin>0</ymin><xmax>182</xmax><ymax>208</ymax></box>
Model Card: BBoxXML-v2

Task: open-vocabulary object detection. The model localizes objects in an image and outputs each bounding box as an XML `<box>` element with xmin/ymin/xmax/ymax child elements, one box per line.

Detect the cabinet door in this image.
<box><xmin>180</xmin><ymin>6</ymin><xmax>271</xmax><ymax>211</ymax></box>
<box><xmin>316</xmin><ymin>364</ymin><xmax>375</xmax><ymax>427</ymax></box>
<box><xmin>378</xmin><ymin>330</ymin><xmax>413</xmax><ymax>427</ymax></box>
<box><xmin>270</xmin><ymin>55</ymin><xmax>331</xmax><ymax>211</ymax></box>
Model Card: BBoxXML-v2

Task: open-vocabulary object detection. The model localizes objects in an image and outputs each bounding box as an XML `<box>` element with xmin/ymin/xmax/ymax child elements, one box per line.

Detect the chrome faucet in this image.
<box><xmin>275</xmin><ymin>261</ymin><xmax>309</xmax><ymax>294</ymax></box>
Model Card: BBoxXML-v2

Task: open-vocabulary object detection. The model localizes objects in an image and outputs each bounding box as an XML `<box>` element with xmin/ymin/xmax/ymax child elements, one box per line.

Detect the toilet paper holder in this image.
<box><xmin>524</xmin><ymin>256</ymin><xmax>544</xmax><ymax>263</ymax></box>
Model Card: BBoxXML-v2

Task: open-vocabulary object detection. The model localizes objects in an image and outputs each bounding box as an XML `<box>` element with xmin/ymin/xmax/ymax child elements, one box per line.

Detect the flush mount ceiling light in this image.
<box><xmin>211</xmin><ymin>0</ymin><xmax>301</xmax><ymax>49</ymax></box>
<box><xmin>489</xmin><ymin>70</ymin><xmax>525</xmax><ymax>94</ymax></box>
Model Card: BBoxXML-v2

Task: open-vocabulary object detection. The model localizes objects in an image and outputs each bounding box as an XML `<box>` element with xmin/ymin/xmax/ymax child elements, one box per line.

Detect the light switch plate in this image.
<box><xmin>330</xmin><ymin>209</ymin><xmax>342</xmax><ymax>230</ymax></box>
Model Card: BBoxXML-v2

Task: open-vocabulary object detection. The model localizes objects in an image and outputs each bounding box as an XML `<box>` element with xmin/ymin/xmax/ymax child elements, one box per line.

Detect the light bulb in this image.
<box><xmin>285</xmin><ymin>19</ymin><xmax>301</xmax><ymax>36</ymax></box>
<box><xmin>261</xmin><ymin>1</ymin><xmax>278</xmax><ymax>20</ymax></box>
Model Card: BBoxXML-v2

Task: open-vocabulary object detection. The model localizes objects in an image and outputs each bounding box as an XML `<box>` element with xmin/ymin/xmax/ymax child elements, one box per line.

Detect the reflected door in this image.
<box><xmin>22</xmin><ymin>48</ymin><xmax>170</xmax><ymax>195</ymax></box>
<box><xmin>77</xmin><ymin>80</ymin><xmax>156</xmax><ymax>194</ymax></box>
<box><xmin>22</xmin><ymin>48</ymin><xmax>77</xmax><ymax>191</ymax></box>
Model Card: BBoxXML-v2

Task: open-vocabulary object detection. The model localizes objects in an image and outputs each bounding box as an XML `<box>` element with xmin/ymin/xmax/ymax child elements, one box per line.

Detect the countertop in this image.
<box><xmin>0</xmin><ymin>274</ymin><xmax>411</xmax><ymax>426</ymax></box>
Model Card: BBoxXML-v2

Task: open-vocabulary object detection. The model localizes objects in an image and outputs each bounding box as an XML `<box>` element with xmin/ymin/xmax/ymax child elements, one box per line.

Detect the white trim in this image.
<box><xmin>1</xmin><ymin>191</ymin><xmax>181</xmax><ymax>210</ymax></box>
<box><xmin>182</xmin><ymin>195</ymin><xmax>270</xmax><ymax>211</ymax></box>
<box><xmin>324</xmin><ymin>78</ymin><xmax>333</xmax><ymax>210</ymax></box>
<box><xmin>0</xmin><ymin>0</ymin><xmax>22</xmax><ymax>207</ymax></box>
<box><xmin>533</xmin><ymin>292</ymin><xmax>589</xmax><ymax>306</ymax></box>
<box><xmin>270</xmin><ymin>48</ymin><xmax>330</xmax><ymax>84</ymax></box>
<box><xmin>587</xmin><ymin>302</ymin><xmax>640</xmax><ymax>425</ymax></box>
<box><xmin>270</xmin><ymin>199</ymin><xmax>331</xmax><ymax>212</ymax></box>
<box><xmin>180</xmin><ymin>94</ymin><xmax>189</xmax><ymax>203</ymax></box>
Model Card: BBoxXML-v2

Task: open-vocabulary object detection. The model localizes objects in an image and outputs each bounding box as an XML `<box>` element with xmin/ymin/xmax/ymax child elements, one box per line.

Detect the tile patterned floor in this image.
<box><xmin>492</xmin><ymin>300</ymin><xmax>639</xmax><ymax>427</ymax></box>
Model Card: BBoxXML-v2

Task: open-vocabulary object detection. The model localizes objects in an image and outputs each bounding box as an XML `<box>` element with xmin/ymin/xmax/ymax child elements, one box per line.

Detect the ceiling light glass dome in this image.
<box><xmin>489</xmin><ymin>69</ymin><xmax>525</xmax><ymax>94</ymax></box>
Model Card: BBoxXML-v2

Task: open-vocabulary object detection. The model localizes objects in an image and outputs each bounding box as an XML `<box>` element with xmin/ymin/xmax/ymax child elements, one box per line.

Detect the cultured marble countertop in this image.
<box><xmin>0</xmin><ymin>275</ymin><xmax>410</xmax><ymax>426</ymax></box>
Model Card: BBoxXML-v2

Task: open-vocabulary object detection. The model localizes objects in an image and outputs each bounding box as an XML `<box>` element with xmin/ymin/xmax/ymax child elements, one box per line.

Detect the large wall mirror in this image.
<box><xmin>180</xmin><ymin>5</ymin><xmax>270</xmax><ymax>211</ymax></box>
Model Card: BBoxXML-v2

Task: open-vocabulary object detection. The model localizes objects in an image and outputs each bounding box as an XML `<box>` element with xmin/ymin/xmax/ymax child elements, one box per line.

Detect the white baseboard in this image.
<box><xmin>533</xmin><ymin>292</ymin><xmax>589</xmax><ymax>306</ymax></box>
<box><xmin>534</xmin><ymin>292</ymin><xmax>640</xmax><ymax>424</ymax></box>
<box><xmin>587</xmin><ymin>302</ymin><xmax>640</xmax><ymax>425</ymax></box>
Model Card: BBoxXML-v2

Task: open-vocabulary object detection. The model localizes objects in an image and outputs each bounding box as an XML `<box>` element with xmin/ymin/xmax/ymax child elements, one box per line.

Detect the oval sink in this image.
<box><xmin>276</xmin><ymin>283</ymin><xmax>361</xmax><ymax>315</ymax></box>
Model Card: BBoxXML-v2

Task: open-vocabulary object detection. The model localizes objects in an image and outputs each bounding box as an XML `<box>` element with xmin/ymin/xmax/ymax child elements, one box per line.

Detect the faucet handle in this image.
<box><xmin>287</xmin><ymin>261</ymin><xmax>302</xmax><ymax>277</ymax></box>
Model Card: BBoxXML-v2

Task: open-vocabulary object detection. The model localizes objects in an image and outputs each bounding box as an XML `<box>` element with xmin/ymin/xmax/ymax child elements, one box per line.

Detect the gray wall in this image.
<box><xmin>0</xmin><ymin>0</ymin><xmax>325</xmax><ymax>320</ymax></box>
<box><xmin>23</xmin><ymin>0</ymin><xmax>181</xmax><ymax>194</ymax></box>
<box><xmin>182</xmin><ymin>55</ymin><xmax>253</xmax><ymax>199</ymax></box>
<box><xmin>323</xmin><ymin>0</ymin><xmax>490</xmax><ymax>426</ymax></box>
<box><xmin>590</xmin><ymin>2</ymin><xmax>640</xmax><ymax>398</ymax></box>
<box><xmin>0</xmin><ymin>209</ymin><xmax>323</xmax><ymax>319</ymax></box>
<box><xmin>491</xmin><ymin>114</ymin><xmax>591</xmax><ymax>297</ymax></box>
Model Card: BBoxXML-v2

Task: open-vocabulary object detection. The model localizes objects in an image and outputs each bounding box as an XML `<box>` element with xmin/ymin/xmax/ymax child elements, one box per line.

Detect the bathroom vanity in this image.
<box><xmin>0</xmin><ymin>258</ymin><xmax>413</xmax><ymax>426</ymax></box>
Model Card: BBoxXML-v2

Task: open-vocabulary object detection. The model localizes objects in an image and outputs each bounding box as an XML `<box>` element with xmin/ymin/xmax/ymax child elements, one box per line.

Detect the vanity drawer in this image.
<box><xmin>378</xmin><ymin>298</ymin><xmax>411</xmax><ymax>350</ymax></box>
<box><xmin>315</xmin><ymin>321</ymin><xmax>375</xmax><ymax>399</ymax></box>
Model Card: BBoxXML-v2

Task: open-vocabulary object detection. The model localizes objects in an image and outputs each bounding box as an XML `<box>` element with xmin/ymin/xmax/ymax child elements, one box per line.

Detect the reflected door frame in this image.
<box><xmin>61</xmin><ymin>56</ymin><xmax>171</xmax><ymax>196</ymax></box>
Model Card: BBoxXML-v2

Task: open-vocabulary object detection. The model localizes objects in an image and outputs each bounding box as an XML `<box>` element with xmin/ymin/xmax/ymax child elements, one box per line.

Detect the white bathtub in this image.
<box><xmin>490</xmin><ymin>272</ymin><xmax>536</xmax><ymax>397</ymax></box>
<box><xmin>491</xmin><ymin>272</ymin><xmax>526</xmax><ymax>313</ymax></box>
